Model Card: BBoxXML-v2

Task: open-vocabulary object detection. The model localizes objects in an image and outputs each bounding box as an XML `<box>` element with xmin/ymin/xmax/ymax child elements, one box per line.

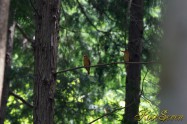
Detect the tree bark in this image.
<box><xmin>0</xmin><ymin>0</ymin><xmax>10</xmax><ymax>108</ymax></box>
<box><xmin>122</xmin><ymin>0</ymin><xmax>144</xmax><ymax>124</ymax></box>
<box><xmin>0</xmin><ymin>21</ymin><xmax>16</xmax><ymax>123</ymax></box>
<box><xmin>34</xmin><ymin>0</ymin><xmax>60</xmax><ymax>124</ymax></box>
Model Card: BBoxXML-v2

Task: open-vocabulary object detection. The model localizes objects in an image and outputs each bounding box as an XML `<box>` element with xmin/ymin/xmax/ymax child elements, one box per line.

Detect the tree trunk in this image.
<box><xmin>0</xmin><ymin>21</ymin><xmax>16</xmax><ymax>123</ymax></box>
<box><xmin>34</xmin><ymin>0</ymin><xmax>60</xmax><ymax>124</ymax></box>
<box><xmin>0</xmin><ymin>0</ymin><xmax>10</xmax><ymax>108</ymax></box>
<box><xmin>159</xmin><ymin>1</ymin><xmax>187</xmax><ymax>124</ymax></box>
<box><xmin>122</xmin><ymin>0</ymin><xmax>144</xmax><ymax>123</ymax></box>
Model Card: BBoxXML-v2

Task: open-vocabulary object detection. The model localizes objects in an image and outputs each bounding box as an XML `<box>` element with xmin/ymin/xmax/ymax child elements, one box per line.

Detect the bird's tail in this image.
<box><xmin>86</xmin><ymin>68</ymin><xmax>90</xmax><ymax>75</ymax></box>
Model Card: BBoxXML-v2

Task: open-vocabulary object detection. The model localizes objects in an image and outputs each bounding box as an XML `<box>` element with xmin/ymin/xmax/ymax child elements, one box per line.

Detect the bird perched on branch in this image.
<box><xmin>121</xmin><ymin>50</ymin><xmax>129</xmax><ymax>69</ymax></box>
<box><xmin>83</xmin><ymin>55</ymin><xmax>91</xmax><ymax>75</ymax></box>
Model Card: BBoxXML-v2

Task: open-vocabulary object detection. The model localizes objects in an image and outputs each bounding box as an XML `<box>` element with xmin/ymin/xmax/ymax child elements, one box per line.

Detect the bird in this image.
<box><xmin>83</xmin><ymin>55</ymin><xmax>91</xmax><ymax>75</ymax></box>
<box><xmin>121</xmin><ymin>50</ymin><xmax>129</xmax><ymax>69</ymax></box>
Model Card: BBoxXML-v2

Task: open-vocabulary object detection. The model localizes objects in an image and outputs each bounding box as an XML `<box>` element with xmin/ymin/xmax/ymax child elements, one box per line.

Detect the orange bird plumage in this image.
<box><xmin>83</xmin><ymin>55</ymin><xmax>91</xmax><ymax>75</ymax></box>
<box><xmin>121</xmin><ymin>50</ymin><xmax>129</xmax><ymax>62</ymax></box>
<box><xmin>121</xmin><ymin>50</ymin><xmax>129</xmax><ymax>69</ymax></box>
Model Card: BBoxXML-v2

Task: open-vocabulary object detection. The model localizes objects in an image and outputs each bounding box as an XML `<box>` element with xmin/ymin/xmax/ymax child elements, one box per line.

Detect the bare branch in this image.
<box><xmin>29</xmin><ymin>0</ymin><xmax>40</xmax><ymax>16</ymax></box>
<box><xmin>15</xmin><ymin>23</ymin><xmax>33</xmax><ymax>43</ymax></box>
<box><xmin>9</xmin><ymin>91</ymin><xmax>33</xmax><ymax>108</ymax></box>
<box><xmin>56</xmin><ymin>61</ymin><xmax>158</xmax><ymax>74</ymax></box>
<box><xmin>76</xmin><ymin>0</ymin><xmax>111</xmax><ymax>34</ymax></box>
<box><xmin>140</xmin><ymin>68</ymin><xmax>149</xmax><ymax>95</ymax></box>
<box><xmin>88</xmin><ymin>101</ymin><xmax>135</xmax><ymax>124</ymax></box>
<box><xmin>88</xmin><ymin>70</ymin><xmax>156</xmax><ymax>124</ymax></box>
<box><xmin>141</xmin><ymin>95</ymin><xmax>159</xmax><ymax>108</ymax></box>
<box><xmin>139</xmin><ymin>68</ymin><xmax>159</xmax><ymax>108</ymax></box>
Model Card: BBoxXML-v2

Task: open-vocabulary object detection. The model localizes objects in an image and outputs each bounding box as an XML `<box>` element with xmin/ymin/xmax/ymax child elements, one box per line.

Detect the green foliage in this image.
<box><xmin>5</xmin><ymin>0</ymin><xmax>162</xmax><ymax>123</ymax></box>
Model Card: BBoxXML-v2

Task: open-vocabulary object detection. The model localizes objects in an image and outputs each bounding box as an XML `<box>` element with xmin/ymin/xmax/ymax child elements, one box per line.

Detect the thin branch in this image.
<box><xmin>93</xmin><ymin>84</ymin><xmax>156</xmax><ymax>124</ymax></box>
<box><xmin>76</xmin><ymin>0</ymin><xmax>111</xmax><ymax>34</ymax></box>
<box><xmin>140</xmin><ymin>68</ymin><xmax>149</xmax><ymax>95</ymax></box>
<box><xmin>9</xmin><ymin>91</ymin><xmax>33</xmax><ymax>108</ymax></box>
<box><xmin>139</xmin><ymin>69</ymin><xmax>159</xmax><ymax>108</ymax></box>
<box><xmin>88</xmin><ymin>101</ymin><xmax>135</xmax><ymax>124</ymax></box>
<box><xmin>15</xmin><ymin>23</ymin><xmax>33</xmax><ymax>43</ymax></box>
<box><xmin>29</xmin><ymin>0</ymin><xmax>40</xmax><ymax>16</ymax></box>
<box><xmin>56</xmin><ymin>61</ymin><xmax>158</xmax><ymax>74</ymax></box>
<box><xmin>141</xmin><ymin>95</ymin><xmax>159</xmax><ymax>108</ymax></box>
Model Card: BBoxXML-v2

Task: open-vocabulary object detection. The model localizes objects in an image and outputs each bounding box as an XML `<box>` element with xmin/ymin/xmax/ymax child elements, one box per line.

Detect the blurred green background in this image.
<box><xmin>5</xmin><ymin>0</ymin><xmax>162</xmax><ymax>123</ymax></box>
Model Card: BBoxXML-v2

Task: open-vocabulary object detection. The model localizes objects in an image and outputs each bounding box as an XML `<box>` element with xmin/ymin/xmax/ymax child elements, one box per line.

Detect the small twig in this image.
<box><xmin>139</xmin><ymin>69</ymin><xmax>159</xmax><ymax>108</ymax></box>
<box><xmin>29</xmin><ymin>0</ymin><xmax>40</xmax><ymax>16</ymax></box>
<box><xmin>88</xmin><ymin>101</ymin><xmax>135</xmax><ymax>124</ymax></box>
<box><xmin>56</xmin><ymin>61</ymin><xmax>158</xmax><ymax>74</ymax></box>
<box><xmin>140</xmin><ymin>68</ymin><xmax>149</xmax><ymax>95</ymax></box>
<box><xmin>15</xmin><ymin>23</ymin><xmax>33</xmax><ymax>43</ymax></box>
<box><xmin>141</xmin><ymin>95</ymin><xmax>159</xmax><ymax>108</ymax></box>
<box><xmin>9</xmin><ymin>91</ymin><xmax>33</xmax><ymax>108</ymax></box>
<box><xmin>76</xmin><ymin>0</ymin><xmax>111</xmax><ymax>34</ymax></box>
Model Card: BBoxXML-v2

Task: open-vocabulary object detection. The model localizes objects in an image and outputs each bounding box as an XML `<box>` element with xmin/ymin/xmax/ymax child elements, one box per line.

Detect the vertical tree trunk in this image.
<box><xmin>34</xmin><ymin>0</ymin><xmax>60</xmax><ymax>124</ymax></box>
<box><xmin>122</xmin><ymin>0</ymin><xmax>144</xmax><ymax>124</ymax></box>
<box><xmin>0</xmin><ymin>0</ymin><xmax>10</xmax><ymax>108</ymax></box>
<box><xmin>0</xmin><ymin>21</ymin><xmax>16</xmax><ymax>123</ymax></box>
<box><xmin>159</xmin><ymin>1</ymin><xmax>187</xmax><ymax>124</ymax></box>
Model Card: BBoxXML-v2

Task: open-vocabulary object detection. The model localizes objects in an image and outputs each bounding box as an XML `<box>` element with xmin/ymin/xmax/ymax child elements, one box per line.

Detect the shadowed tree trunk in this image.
<box><xmin>122</xmin><ymin>0</ymin><xmax>144</xmax><ymax>124</ymax></box>
<box><xmin>0</xmin><ymin>0</ymin><xmax>10</xmax><ymax>108</ymax></box>
<box><xmin>0</xmin><ymin>4</ymin><xmax>16</xmax><ymax>122</ymax></box>
<box><xmin>33</xmin><ymin>0</ymin><xmax>61</xmax><ymax>124</ymax></box>
<box><xmin>0</xmin><ymin>20</ymin><xmax>16</xmax><ymax>123</ymax></box>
